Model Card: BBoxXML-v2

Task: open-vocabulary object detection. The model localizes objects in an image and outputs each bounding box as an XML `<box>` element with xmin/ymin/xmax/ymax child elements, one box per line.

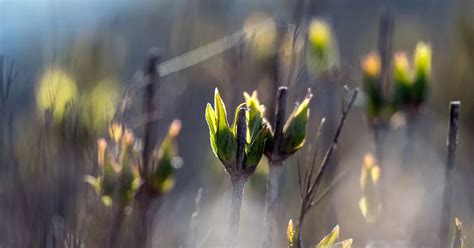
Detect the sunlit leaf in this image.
<box><xmin>316</xmin><ymin>225</ymin><xmax>340</xmax><ymax>248</ymax></box>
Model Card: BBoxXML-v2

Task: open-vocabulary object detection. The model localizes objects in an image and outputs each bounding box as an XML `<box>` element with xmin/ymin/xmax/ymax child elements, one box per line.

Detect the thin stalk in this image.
<box><xmin>262</xmin><ymin>87</ymin><xmax>288</xmax><ymax>248</ymax></box>
<box><xmin>136</xmin><ymin>189</ymin><xmax>153</xmax><ymax>247</ymax></box>
<box><xmin>296</xmin><ymin>89</ymin><xmax>358</xmax><ymax>248</ymax></box>
<box><xmin>226</xmin><ymin>177</ymin><xmax>246</xmax><ymax>248</ymax></box>
<box><xmin>295</xmin><ymin>89</ymin><xmax>358</xmax><ymax>248</ymax></box>
<box><xmin>262</xmin><ymin>162</ymin><xmax>283</xmax><ymax>246</ymax></box>
<box><xmin>136</xmin><ymin>50</ymin><xmax>161</xmax><ymax>248</ymax></box>
<box><xmin>107</xmin><ymin>204</ymin><xmax>126</xmax><ymax>248</ymax></box>
<box><xmin>189</xmin><ymin>187</ymin><xmax>203</xmax><ymax>248</ymax></box>
<box><xmin>402</xmin><ymin>112</ymin><xmax>417</xmax><ymax>170</ymax></box>
<box><xmin>142</xmin><ymin>49</ymin><xmax>161</xmax><ymax>177</ymax></box>
<box><xmin>226</xmin><ymin>107</ymin><xmax>248</xmax><ymax>248</ymax></box>
<box><xmin>440</xmin><ymin>101</ymin><xmax>460</xmax><ymax>248</ymax></box>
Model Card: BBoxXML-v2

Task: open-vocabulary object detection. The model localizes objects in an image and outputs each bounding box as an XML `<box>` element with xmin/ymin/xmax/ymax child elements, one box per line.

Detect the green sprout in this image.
<box><xmin>287</xmin><ymin>221</ymin><xmax>352</xmax><ymax>248</ymax></box>
<box><xmin>149</xmin><ymin>119</ymin><xmax>182</xmax><ymax>195</ymax></box>
<box><xmin>205</xmin><ymin>88</ymin><xmax>268</xmax><ymax>248</ymax></box>
<box><xmin>264</xmin><ymin>89</ymin><xmax>313</xmax><ymax>162</ymax></box>
<box><xmin>85</xmin><ymin>123</ymin><xmax>141</xmax><ymax>207</ymax></box>
<box><xmin>393</xmin><ymin>42</ymin><xmax>432</xmax><ymax>109</ymax></box>
<box><xmin>205</xmin><ymin>88</ymin><xmax>268</xmax><ymax>176</ymax></box>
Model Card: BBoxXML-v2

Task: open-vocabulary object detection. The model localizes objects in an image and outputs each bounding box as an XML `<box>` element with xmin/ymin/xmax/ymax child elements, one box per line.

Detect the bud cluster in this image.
<box><xmin>361</xmin><ymin>41</ymin><xmax>432</xmax><ymax>121</ymax></box>
<box><xmin>86</xmin><ymin>120</ymin><xmax>183</xmax><ymax>207</ymax></box>
<box><xmin>205</xmin><ymin>88</ymin><xmax>313</xmax><ymax>176</ymax></box>
<box><xmin>85</xmin><ymin>123</ymin><xmax>141</xmax><ymax>207</ymax></box>
<box><xmin>205</xmin><ymin>88</ymin><xmax>269</xmax><ymax>178</ymax></box>
<box><xmin>308</xmin><ymin>19</ymin><xmax>338</xmax><ymax>72</ymax></box>
<box><xmin>358</xmin><ymin>153</ymin><xmax>382</xmax><ymax>223</ymax></box>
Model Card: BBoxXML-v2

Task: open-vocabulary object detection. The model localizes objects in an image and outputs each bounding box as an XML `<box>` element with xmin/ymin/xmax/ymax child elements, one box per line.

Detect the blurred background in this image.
<box><xmin>1</xmin><ymin>0</ymin><xmax>474</xmax><ymax>247</ymax></box>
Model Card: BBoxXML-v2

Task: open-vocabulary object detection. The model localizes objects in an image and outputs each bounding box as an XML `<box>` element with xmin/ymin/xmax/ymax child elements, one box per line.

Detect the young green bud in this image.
<box><xmin>394</xmin><ymin>52</ymin><xmax>411</xmax><ymax>86</ymax></box>
<box><xmin>243</xmin><ymin>91</ymin><xmax>265</xmax><ymax>142</ymax></box>
<box><xmin>150</xmin><ymin>120</ymin><xmax>182</xmax><ymax>195</ymax></box>
<box><xmin>287</xmin><ymin>219</ymin><xmax>297</xmax><ymax>248</ymax></box>
<box><xmin>280</xmin><ymin>90</ymin><xmax>313</xmax><ymax>156</ymax></box>
<box><xmin>205</xmin><ymin>88</ymin><xmax>268</xmax><ymax>177</ymax></box>
<box><xmin>361</xmin><ymin>53</ymin><xmax>384</xmax><ymax>118</ymax></box>
<box><xmin>316</xmin><ymin>225</ymin><xmax>339</xmax><ymax>248</ymax></box>
<box><xmin>205</xmin><ymin>88</ymin><xmax>237</xmax><ymax>167</ymax></box>
<box><xmin>308</xmin><ymin>19</ymin><xmax>333</xmax><ymax>69</ymax></box>
<box><xmin>86</xmin><ymin>125</ymin><xmax>141</xmax><ymax>207</ymax></box>
<box><xmin>358</xmin><ymin>153</ymin><xmax>382</xmax><ymax>223</ymax></box>
<box><xmin>413</xmin><ymin>42</ymin><xmax>431</xmax><ymax>105</ymax></box>
<box><xmin>316</xmin><ymin>225</ymin><xmax>353</xmax><ymax>248</ymax></box>
<box><xmin>413</xmin><ymin>42</ymin><xmax>432</xmax><ymax>80</ymax></box>
<box><xmin>393</xmin><ymin>52</ymin><xmax>413</xmax><ymax>108</ymax></box>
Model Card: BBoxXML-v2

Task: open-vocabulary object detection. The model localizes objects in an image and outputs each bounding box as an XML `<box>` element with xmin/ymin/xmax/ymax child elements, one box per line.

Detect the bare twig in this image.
<box><xmin>440</xmin><ymin>101</ymin><xmax>461</xmax><ymax>248</ymax></box>
<box><xmin>295</xmin><ymin>88</ymin><xmax>358</xmax><ymax>248</ymax></box>
<box><xmin>142</xmin><ymin>49</ymin><xmax>161</xmax><ymax>177</ymax></box>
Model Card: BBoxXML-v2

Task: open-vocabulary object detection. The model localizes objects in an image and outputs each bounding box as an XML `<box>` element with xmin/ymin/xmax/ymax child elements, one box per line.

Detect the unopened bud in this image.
<box><xmin>361</xmin><ymin>53</ymin><xmax>381</xmax><ymax>79</ymax></box>
<box><xmin>280</xmin><ymin>90</ymin><xmax>312</xmax><ymax>155</ymax></box>
<box><xmin>394</xmin><ymin>52</ymin><xmax>411</xmax><ymax>86</ymax></box>
<box><xmin>413</xmin><ymin>42</ymin><xmax>432</xmax><ymax>79</ymax></box>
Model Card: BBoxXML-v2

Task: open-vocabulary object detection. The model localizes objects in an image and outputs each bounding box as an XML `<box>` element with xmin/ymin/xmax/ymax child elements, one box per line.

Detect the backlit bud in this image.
<box><xmin>413</xmin><ymin>42</ymin><xmax>432</xmax><ymax>79</ymax></box>
<box><xmin>361</xmin><ymin>53</ymin><xmax>381</xmax><ymax>79</ymax></box>
<box><xmin>280</xmin><ymin>90</ymin><xmax>312</xmax><ymax>156</ymax></box>
<box><xmin>394</xmin><ymin>52</ymin><xmax>411</xmax><ymax>86</ymax></box>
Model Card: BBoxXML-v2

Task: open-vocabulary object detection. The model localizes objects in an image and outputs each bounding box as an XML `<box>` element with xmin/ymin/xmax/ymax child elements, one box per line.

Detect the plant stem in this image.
<box><xmin>440</xmin><ymin>101</ymin><xmax>460</xmax><ymax>248</ymax></box>
<box><xmin>107</xmin><ymin>204</ymin><xmax>126</xmax><ymax>248</ymax></box>
<box><xmin>402</xmin><ymin>110</ymin><xmax>418</xmax><ymax>170</ymax></box>
<box><xmin>226</xmin><ymin>176</ymin><xmax>246</xmax><ymax>248</ymax></box>
<box><xmin>225</xmin><ymin>107</ymin><xmax>248</xmax><ymax>248</ymax></box>
<box><xmin>263</xmin><ymin>87</ymin><xmax>287</xmax><ymax>248</ymax></box>
<box><xmin>262</xmin><ymin>161</ymin><xmax>283</xmax><ymax>247</ymax></box>
<box><xmin>142</xmin><ymin>49</ymin><xmax>161</xmax><ymax>177</ymax></box>
<box><xmin>136</xmin><ymin>189</ymin><xmax>153</xmax><ymax>247</ymax></box>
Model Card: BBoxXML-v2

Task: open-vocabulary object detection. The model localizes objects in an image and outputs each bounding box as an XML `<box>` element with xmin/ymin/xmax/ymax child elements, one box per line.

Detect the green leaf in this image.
<box><xmin>316</xmin><ymin>225</ymin><xmax>340</xmax><ymax>248</ymax></box>
<box><xmin>214</xmin><ymin>88</ymin><xmax>229</xmax><ymax>131</ymax></box>
<box><xmin>246</xmin><ymin>125</ymin><xmax>268</xmax><ymax>167</ymax></box>
<box><xmin>281</xmin><ymin>95</ymin><xmax>311</xmax><ymax>155</ymax></box>
<box><xmin>205</xmin><ymin>103</ymin><xmax>218</xmax><ymax>156</ymax></box>
<box><xmin>231</xmin><ymin>103</ymin><xmax>246</xmax><ymax>136</ymax></box>
<box><xmin>216</xmin><ymin>127</ymin><xmax>236</xmax><ymax>164</ymax></box>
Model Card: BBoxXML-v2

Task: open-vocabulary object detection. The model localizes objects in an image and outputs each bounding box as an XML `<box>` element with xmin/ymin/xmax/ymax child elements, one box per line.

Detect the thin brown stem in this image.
<box><xmin>307</xmin><ymin>89</ymin><xmax>358</xmax><ymax>198</ymax></box>
<box><xmin>295</xmin><ymin>88</ymin><xmax>358</xmax><ymax>248</ymax></box>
